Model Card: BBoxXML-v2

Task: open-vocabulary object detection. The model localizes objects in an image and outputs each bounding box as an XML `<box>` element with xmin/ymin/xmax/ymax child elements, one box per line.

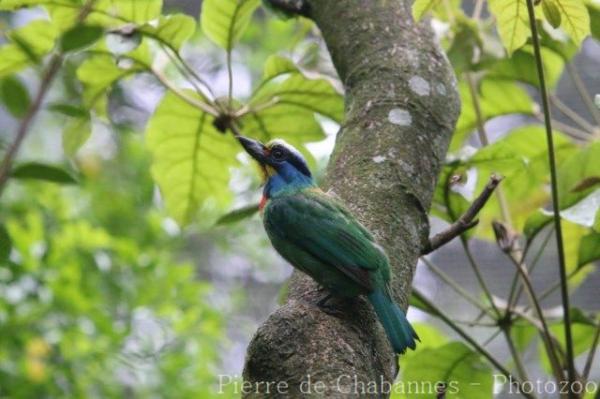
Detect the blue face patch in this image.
<box><xmin>263</xmin><ymin>141</ymin><xmax>314</xmax><ymax>197</ymax></box>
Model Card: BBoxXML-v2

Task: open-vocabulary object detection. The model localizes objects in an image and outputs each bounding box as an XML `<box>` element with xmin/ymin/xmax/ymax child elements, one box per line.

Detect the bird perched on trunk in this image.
<box><xmin>238</xmin><ymin>136</ymin><xmax>418</xmax><ymax>354</ymax></box>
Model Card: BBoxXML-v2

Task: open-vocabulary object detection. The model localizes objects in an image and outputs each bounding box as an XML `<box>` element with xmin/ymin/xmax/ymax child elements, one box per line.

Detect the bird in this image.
<box><xmin>238</xmin><ymin>135</ymin><xmax>418</xmax><ymax>354</ymax></box>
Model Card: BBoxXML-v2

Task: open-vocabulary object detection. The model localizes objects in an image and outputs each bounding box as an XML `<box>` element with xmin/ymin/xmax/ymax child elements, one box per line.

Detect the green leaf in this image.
<box><xmin>47</xmin><ymin>103</ymin><xmax>88</xmax><ymax>118</ymax></box>
<box><xmin>60</xmin><ymin>24</ymin><xmax>104</xmax><ymax>52</ymax></box>
<box><xmin>201</xmin><ymin>0</ymin><xmax>261</xmax><ymax>50</ymax></box>
<box><xmin>523</xmin><ymin>209</ymin><xmax>553</xmax><ymax>241</ymax></box>
<box><xmin>542</xmin><ymin>0</ymin><xmax>562</xmax><ymax>28</ymax></box>
<box><xmin>511</xmin><ymin>324</ymin><xmax>538</xmax><ymax>352</ymax></box>
<box><xmin>47</xmin><ymin>0</ymin><xmax>163</xmax><ymax>29</ymax></box>
<box><xmin>0</xmin><ymin>0</ymin><xmax>79</xmax><ymax>10</ymax></box>
<box><xmin>0</xmin><ymin>21</ymin><xmax>58</xmax><ymax>77</ymax></box>
<box><xmin>262</xmin><ymin>55</ymin><xmax>298</xmax><ymax>81</ymax></box>
<box><xmin>215</xmin><ymin>204</ymin><xmax>259</xmax><ymax>225</ymax></box>
<box><xmin>399</xmin><ymin>342</ymin><xmax>493</xmax><ymax>399</ymax></box>
<box><xmin>450</xmin><ymin>79</ymin><xmax>534</xmax><ymax>151</ymax></box>
<box><xmin>594</xmin><ymin>208</ymin><xmax>600</xmax><ymax>232</ymax></box>
<box><xmin>558</xmin><ymin>142</ymin><xmax>600</xmax><ymax>209</ymax></box>
<box><xmin>146</xmin><ymin>91</ymin><xmax>238</xmax><ymax>225</ymax></box>
<box><xmin>410</xmin><ymin>0</ymin><xmax>460</xmax><ymax>22</ymax></box>
<box><xmin>562</xmin><ymin>220</ymin><xmax>596</xmax><ymax>288</ymax></box>
<box><xmin>412</xmin><ymin>0</ymin><xmax>441</xmax><ymax>21</ymax></box>
<box><xmin>552</xmin><ymin>0</ymin><xmax>591</xmax><ymax>46</ymax></box>
<box><xmin>447</xmin><ymin>18</ymin><xmax>482</xmax><ymax>74</ymax></box>
<box><xmin>11</xmin><ymin>162</ymin><xmax>78</xmax><ymax>184</ymax></box>
<box><xmin>76</xmin><ymin>54</ymin><xmax>139</xmax><ymax>105</ymax></box>
<box><xmin>588</xmin><ymin>2</ymin><xmax>600</xmax><ymax>40</ymax></box>
<box><xmin>540</xmin><ymin>315</ymin><xmax>598</xmax><ymax>375</ymax></box>
<box><xmin>445</xmin><ymin>126</ymin><xmax>576</xmax><ymax>239</ymax></box>
<box><xmin>0</xmin><ymin>224</ymin><xmax>11</xmax><ymax>263</ymax></box>
<box><xmin>63</xmin><ymin>115</ymin><xmax>92</xmax><ymax>156</ymax></box>
<box><xmin>0</xmin><ymin>75</ymin><xmax>30</xmax><ymax>117</ymax></box>
<box><xmin>139</xmin><ymin>14</ymin><xmax>196</xmax><ymax>50</ymax></box>
<box><xmin>578</xmin><ymin>232</ymin><xmax>600</xmax><ymax>268</ymax></box>
<box><xmin>488</xmin><ymin>0</ymin><xmax>530</xmax><ymax>55</ymax></box>
<box><xmin>571</xmin><ymin>176</ymin><xmax>600</xmax><ymax>193</ymax></box>
<box><xmin>240</xmin><ymin>105</ymin><xmax>326</xmax><ymax>143</ymax></box>
<box><xmin>409</xmin><ymin>292</ymin><xmax>434</xmax><ymax>314</ymax></box>
<box><xmin>252</xmin><ymin>73</ymin><xmax>344</xmax><ymax>122</ymax></box>
<box><xmin>489</xmin><ymin>45</ymin><xmax>564</xmax><ymax>89</ymax></box>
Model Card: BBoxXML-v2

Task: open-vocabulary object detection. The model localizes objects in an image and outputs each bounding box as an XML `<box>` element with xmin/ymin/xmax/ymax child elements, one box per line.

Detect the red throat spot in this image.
<box><xmin>259</xmin><ymin>195</ymin><xmax>268</xmax><ymax>211</ymax></box>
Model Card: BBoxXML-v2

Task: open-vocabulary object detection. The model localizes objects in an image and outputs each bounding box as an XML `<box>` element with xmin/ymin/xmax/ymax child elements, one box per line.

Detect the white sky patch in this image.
<box><xmin>388</xmin><ymin>108</ymin><xmax>412</xmax><ymax>126</ymax></box>
<box><xmin>372</xmin><ymin>155</ymin><xmax>386</xmax><ymax>163</ymax></box>
<box><xmin>409</xmin><ymin>76</ymin><xmax>430</xmax><ymax>96</ymax></box>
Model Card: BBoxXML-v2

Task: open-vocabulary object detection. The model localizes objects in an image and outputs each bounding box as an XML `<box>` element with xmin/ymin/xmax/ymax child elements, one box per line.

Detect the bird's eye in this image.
<box><xmin>272</xmin><ymin>148</ymin><xmax>285</xmax><ymax>161</ymax></box>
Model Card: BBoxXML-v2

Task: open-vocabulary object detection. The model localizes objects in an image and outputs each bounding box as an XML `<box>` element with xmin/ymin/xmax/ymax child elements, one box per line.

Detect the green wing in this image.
<box><xmin>264</xmin><ymin>190</ymin><xmax>388</xmax><ymax>291</ymax></box>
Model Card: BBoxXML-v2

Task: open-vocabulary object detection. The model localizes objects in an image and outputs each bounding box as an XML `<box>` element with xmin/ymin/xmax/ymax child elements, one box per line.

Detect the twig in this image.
<box><xmin>508</xmin><ymin>227</ymin><xmax>554</xmax><ymax>310</ymax></box>
<box><xmin>149</xmin><ymin>68</ymin><xmax>219</xmax><ymax>116</ymax></box>
<box><xmin>462</xmin><ymin>239</ymin><xmax>503</xmax><ymax>318</ymax></box>
<box><xmin>525</xmin><ymin>0</ymin><xmax>576</xmax><ymax>392</ymax></box>
<box><xmin>509</xmin><ymin>251</ymin><xmax>566</xmax><ymax>384</ymax></box>
<box><xmin>503</xmin><ymin>328</ymin><xmax>531</xmax><ymax>387</ymax></box>
<box><xmin>582</xmin><ymin>321</ymin><xmax>600</xmax><ymax>383</ymax></box>
<box><xmin>533</xmin><ymin>112</ymin><xmax>591</xmax><ymax>141</ymax></box>
<box><xmin>421</xmin><ymin>257</ymin><xmax>495</xmax><ymax>317</ymax></box>
<box><xmin>0</xmin><ymin>0</ymin><xmax>96</xmax><ymax>198</ymax></box>
<box><xmin>158</xmin><ymin>43</ymin><xmax>215</xmax><ymax>103</ymax></box>
<box><xmin>566</xmin><ymin>63</ymin><xmax>600</xmax><ymax>126</ymax></box>
<box><xmin>466</xmin><ymin>73</ymin><xmax>512</xmax><ymax>223</ymax></box>
<box><xmin>550</xmin><ymin>94</ymin><xmax>596</xmax><ymax>134</ymax></box>
<box><xmin>421</xmin><ymin>175</ymin><xmax>503</xmax><ymax>255</ymax></box>
<box><xmin>412</xmin><ymin>288</ymin><xmax>535</xmax><ymax>399</ymax></box>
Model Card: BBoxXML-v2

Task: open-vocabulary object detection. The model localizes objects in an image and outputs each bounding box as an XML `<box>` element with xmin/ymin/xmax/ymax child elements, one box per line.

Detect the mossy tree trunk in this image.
<box><xmin>243</xmin><ymin>1</ymin><xmax>460</xmax><ymax>397</ymax></box>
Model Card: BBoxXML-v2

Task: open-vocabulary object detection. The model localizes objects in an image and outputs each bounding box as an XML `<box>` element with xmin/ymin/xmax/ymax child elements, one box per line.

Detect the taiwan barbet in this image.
<box><xmin>238</xmin><ymin>136</ymin><xmax>418</xmax><ymax>354</ymax></box>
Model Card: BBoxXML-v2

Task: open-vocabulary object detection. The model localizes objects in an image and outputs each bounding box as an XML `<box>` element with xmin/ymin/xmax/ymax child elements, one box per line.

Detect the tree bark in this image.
<box><xmin>243</xmin><ymin>1</ymin><xmax>460</xmax><ymax>397</ymax></box>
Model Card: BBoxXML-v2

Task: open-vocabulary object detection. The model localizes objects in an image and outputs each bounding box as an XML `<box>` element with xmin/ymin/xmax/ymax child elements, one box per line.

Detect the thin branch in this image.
<box><xmin>0</xmin><ymin>0</ymin><xmax>96</xmax><ymax>198</ymax></box>
<box><xmin>532</xmin><ymin>267</ymin><xmax>581</xmax><ymax>305</ymax></box>
<box><xmin>466</xmin><ymin>73</ymin><xmax>512</xmax><ymax>223</ymax></box>
<box><xmin>421</xmin><ymin>257</ymin><xmax>496</xmax><ymax>317</ymax></box>
<box><xmin>462</xmin><ymin>239</ymin><xmax>503</xmax><ymax>319</ymax></box>
<box><xmin>508</xmin><ymin>227</ymin><xmax>554</xmax><ymax>310</ymax></box>
<box><xmin>550</xmin><ymin>94</ymin><xmax>596</xmax><ymax>134</ymax></box>
<box><xmin>235</xmin><ymin>96</ymin><xmax>281</xmax><ymax>118</ymax></box>
<box><xmin>149</xmin><ymin>68</ymin><xmax>219</xmax><ymax>116</ymax></box>
<box><xmin>422</xmin><ymin>174</ymin><xmax>503</xmax><ymax>255</ymax></box>
<box><xmin>440</xmin><ymin>171</ymin><xmax>502</xmax><ymax>319</ymax></box>
<box><xmin>503</xmin><ymin>328</ymin><xmax>531</xmax><ymax>387</ymax></box>
<box><xmin>472</xmin><ymin>0</ymin><xmax>484</xmax><ymax>19</ymax></box>
<box><xmin>566</xmin><ymin>63</ymin><xmax>600</xmax><ymax>126</ymax></box>
<box><xmin>582</xmin><ymin>321</ymin><xmax>600</xmax><ymax>382</ymax></box>
<box><xmin>525</xmin><ymin>0</ymin><xmax>576</xmax><ymax>390</ymax></box>
<box><xmin>509</xmin><ymin>252</ymin><xmax>566</xmax><ymax>384</ymax></box>
<box><xmin>159</xmin><ymin>43</ymin><xmax>215</xmax><ymax>103</ymax></box>
<box><xmin>226</xmin><ymin>48</ymin><xmax>234</xmax><ymax>108</ymax></box>
<box><xmin>412</xmin><ymin>289</ymin><xmax>535</xmax><ymax>399</ymax></box>
<box><xmin>533</xmin><ymin>112</ymin><xmax>591</xmax><ymax>141</ymax></box>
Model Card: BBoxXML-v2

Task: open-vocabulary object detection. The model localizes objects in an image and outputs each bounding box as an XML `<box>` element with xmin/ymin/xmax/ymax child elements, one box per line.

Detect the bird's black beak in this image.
<box><xmin>238</xmin><ymin>136</ymin><xmax>268</xmax><ymax>164</ymax></box>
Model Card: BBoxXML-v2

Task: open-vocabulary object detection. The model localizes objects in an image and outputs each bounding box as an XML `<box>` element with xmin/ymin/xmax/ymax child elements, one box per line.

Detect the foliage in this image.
<box><xmin>0</xmin><ymin>136</ymin><xmax>226</xmax><ymax>398</ymax></box>
<box><xmin>0</xmin><ymin>0</ymin><xmax>599</xmax><ymax>397</ymax></box>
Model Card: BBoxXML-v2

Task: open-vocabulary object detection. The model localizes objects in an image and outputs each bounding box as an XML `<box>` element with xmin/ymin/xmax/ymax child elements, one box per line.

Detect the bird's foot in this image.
<box><xmin>316</xmin><ymin>293</ymin><xmax>333</xmax><ymax>308</ymax></box>
<box><xmin>315</xmin><ymin>293</ymin><xmax>347</xmax><ymax>317</ymax></box>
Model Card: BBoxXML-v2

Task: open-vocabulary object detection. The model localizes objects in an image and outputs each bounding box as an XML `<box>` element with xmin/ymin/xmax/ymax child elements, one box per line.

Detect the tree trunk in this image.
<box><xmin>243</xmin><ymin>1</ymin><xmax>460</xmax><ymax>397</ymax></box>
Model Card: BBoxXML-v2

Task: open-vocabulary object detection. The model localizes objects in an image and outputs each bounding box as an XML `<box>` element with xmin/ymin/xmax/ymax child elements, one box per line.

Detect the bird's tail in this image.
<box><xmin>367</xmin><ymin>290</ymin><xmax>419</xmax><ymax>354</ymax></box>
